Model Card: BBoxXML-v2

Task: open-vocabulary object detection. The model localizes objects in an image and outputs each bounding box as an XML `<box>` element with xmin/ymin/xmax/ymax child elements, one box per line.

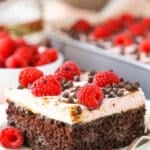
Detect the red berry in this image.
<box><xmin>0</xmin><ymin>127</ymin><xmax>24</xmax><ymax>148</ymax></box>
<box><xmin>31</xmin><ymin>75</ymin><xmax>61</xmax><ymax>96</ymax></box>
<box><xmin>0</xmin><ymin>54</ymin><xmax>5</xmax><ymax>67</ymax></box>
<box><xmin>15</xmin><ymin>38</ymin><xmax>27</xmax><ymax>47</ymax></box>
<box><xmin>142</xmin><ymin>18</ymin><xmax>150</xmax><ymax>28</ymax></box>
<box><xmin>105</xmin><ymin>18</ymin><xmax>122</xmax><ymax>32</ymax></box>
<box><xmin>0</xmin><ymin>31</ymin><xmax>9</xmax><ymax>38</ymax></box>
<box><xmin>0</xmin><ymin>36</ymin><xmax>16</xmax><ymax>58</ymax></box>
<box><xmin>42</xmin><ymin>48</ymin><xmax>58</xmax><ymax>62</ymax></box>
<box><xmin>114</xmin><ymin>33</ymin><xmax>133</xmax><ymax>46</ymax></box>
<box><xmin>93</xmin><ymin>71</ymin><xmax>120</xmax><ymax>87</ymax></box>
<box><xmin>35</xmin><ymin>49</ymin><xmax>58</xmax><ymax>66</ymax></box>
<box><xmin>119</xmin><ymin>14</ymin><xmax>135</xmax><ymax>26</ymax></box>
<box><xmin>55</xmin><ymin>61</ymin><xmax>80</xmax><ymax>81</ymax></box>
<box><xmin>129</xmin><ymin>23</ymin><xmax>145</xmax><ymax>36</ymax></box>
<box><xmin>15</xmin><ymin>46</ymin><xmax>35</xmax><ymax>62</ymax></box>
<box><xmin>72</xmin><ymin>19</ymin><xmax>91</xmax><ymax>32</ymax></box>
<box><xmin>139</xmin><ymin>39</ymin><xmax>150</xmax><ymax>53</ymax></box>
<box><xmin>77</xmin><ymin>84</ymin><xmax>103</xmax><ymax>109</ymax></box>
<box><xmin>19</xmin><ymin>67</ymin><xmax>43</xmax><ymax>87</ymax></box>
<box><xmin>90</xmin><ymin>26</ymin><xmax>111</xmax><ymax>40</ymax></box>
<box><xmin>5</xmin><ymin>55</ymin><xmax>28</xmax><ymax>68</ymax></box>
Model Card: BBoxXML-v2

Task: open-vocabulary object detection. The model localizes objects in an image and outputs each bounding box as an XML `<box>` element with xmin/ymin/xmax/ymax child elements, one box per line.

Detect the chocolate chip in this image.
<box><xmin>108</xmin><ymin>91</ymin><xmax>115</xmax><ymax>98</ymax></box>
<box><xmin>64</xmin><ymin>81</ymin><xmax>73</xmax><ymax>89</ymax></box>
<box><xmin>74</xmin><ymin>75</ymin><xmax>80</xmax><ymax>81</ymax></box>
<box><xmin>62</xmin><ymin>92</ymin><xmax>69</xmax><ymax>98</ymax></box>
<box><xmin>117</xmin><ymin>90</ymin><xmax>124</xmax><ymax>97</ymax></box>
<box><xmin>61</xmin><ymin>78</ymin><xmax>67</xmax><ymax>85</ymax></box>
<box><xmin>118</xmin><ymin>82</ymin><xmax>124</xmax><ymax>88</ymax></box>
<box><xmin>120</xmin><ymin>78</ymin><xmax>124</xmax><ymax>82</ymax></box>
<box><xmin>17</xmin><ymin>85</ymin><xmax>24</xmax><ymax>89</ymax></box>
<box><xmin>76</xmin><ymin>106</ymin><xmax>82</xmax><ymax>114</ymax></box>
<box><xmin>112</xmin><ymin>83</ymin><xmax>118</xmax><ymax>88</ymax></box>
<box><xmin>125</xmin><ymin>83</ymin><xmax>132</xmax><ymax>91</ymax></box>
<box><xmin>113</xmin><ymin>88</ymin><xmax>119</xmax><ymax>94</ymax></box>
<box><xmin>72</xmin><ymin>93</ymin><xmax>77</xmax><ymax>99</ymax></box>
<box><xmin>88</xmin><ymin>70</ymin><xmax>96</xmax><ymax>76</ymax></box>
<box><xmin>68</xmin><ymin>97</ymin><xmax>74</xmax><ymax>103</ymax></box>
<box><xmin>88</xmin><ymin>76</ymin><xmax>93</xmax><ymax>83</ymax></box>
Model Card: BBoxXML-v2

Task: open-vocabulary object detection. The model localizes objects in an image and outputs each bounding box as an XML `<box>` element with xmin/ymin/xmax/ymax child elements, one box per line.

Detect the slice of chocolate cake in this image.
<box><xmin>5</xmin><ymin>61</ymin><xmax>146</xmax><ymax>150</ymax></box>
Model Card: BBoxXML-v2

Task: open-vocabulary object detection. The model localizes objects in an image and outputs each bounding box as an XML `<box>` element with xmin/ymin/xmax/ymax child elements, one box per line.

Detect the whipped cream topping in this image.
<box><xmin>5</xmin><ymin>88</ymin><xmax>145</xmax><ymax>125</ymax></box>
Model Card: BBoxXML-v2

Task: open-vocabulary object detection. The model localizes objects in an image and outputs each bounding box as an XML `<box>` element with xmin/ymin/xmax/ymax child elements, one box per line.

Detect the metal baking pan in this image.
<box><xmin>48</xmin><ymin>32</ymin><xmax>150</xmax><ymax>98</ymax></box>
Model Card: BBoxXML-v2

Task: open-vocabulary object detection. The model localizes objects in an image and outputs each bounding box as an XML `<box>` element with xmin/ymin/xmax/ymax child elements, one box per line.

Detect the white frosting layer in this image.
<box><xmin>5</xmin><ymin>88</ymin><xmax>145</xmax><ymax>125</ymax></box>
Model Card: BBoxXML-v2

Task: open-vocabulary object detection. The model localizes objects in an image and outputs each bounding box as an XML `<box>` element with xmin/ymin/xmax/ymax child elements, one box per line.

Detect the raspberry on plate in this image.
<box><xmin>90</xmin><ymin>25</ymin><xmax>111</xmax><ymax>41</ymax></box>
<box><xmin>0</xmin><ymin>36</ymin><xmax>16</xmax><ymax>59</ymax></box>
<box><xmin>72</xmin><ymin>19</ymin><xmax>91</xmax><ymax>32</ymax></box>
<box><xmin>129</xmin><ymin>23</ymin><xmax>145</xmax><ymax>36</ymax></box>
<box><xmin>139</xmin><ymin>39</ymin><xmax>150</xmax><ymax>53</ymax></box>
<box><xmin>93</xmin><ymin>71</ymin><xmax>120</xmax><ymax>87</ymax></box>
<box><xmin>5</xmin><ymin>54</ymin><xmax>28</xmax><ymax>68</ymax></box>
<box><xmin>31</xmin><ymin>75</ymin><xmax>61</xmax><ymax>96</ymax></box>
<box><xmin>113</xmin><ymin>33</ymin><xmax>133</xmax><ymax>46</ymax></box>
<box><xmin>19</xmin><ymin>67</ymin><xmax>44</xmax><ymax>88</ymax></box>
<box><xmin>77</xmin><ymin>84</ymin><xmax>103</xmax><ymax>110</ymax></box>
<box><xmin>55</xmin><ymin>61</ymin><xmax>80</xmax><ymax>81</ymax></box>
<box><xmin>0</xmin><ymin>127</ymin><xmax>24</xmax><ymax>148</ymax></box>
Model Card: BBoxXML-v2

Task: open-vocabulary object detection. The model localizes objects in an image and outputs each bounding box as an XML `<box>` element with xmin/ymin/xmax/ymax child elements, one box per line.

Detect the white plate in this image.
<box><xmin>0</xmin><ymin>101</ymin><xmax>150</xmax><ymax>150</ymax></box>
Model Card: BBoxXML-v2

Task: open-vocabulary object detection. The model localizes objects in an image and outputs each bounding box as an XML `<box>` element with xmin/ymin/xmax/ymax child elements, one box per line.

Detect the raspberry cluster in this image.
<box><xmin>0</xmin><ymin>32</ymin><xmax>58</xmax><ymax>68</ymax></box>
<box><xmin>68</xmin><ymin>14</ymin><xmax>150</xmax><ymax>54</ymax></box>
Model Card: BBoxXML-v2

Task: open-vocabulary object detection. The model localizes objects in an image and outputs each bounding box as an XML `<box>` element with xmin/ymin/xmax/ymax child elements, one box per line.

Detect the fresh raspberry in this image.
<box><xmin>113</xmin><ymin>33</ymin><xmax>133</xmax><ymax>46</ymax></box>
<box><xmin>90</xmin><ymin>26</ymin><xmax>111</xmax><ymax>41</ymax></box>
<box><xmin>139</xmin><ymin>39</ymin><xmax>150</xmax><ymax>53</ymax></box>
<box><xmin>129</xmin><ymin>23</ymin><xmax>145</xmax><ymax>36</ymax></box>
<box><xmin>55</xmin><ymin>61</ymin><xmax>80</xmax><ymax>81</ymax></box>
<box><xmin>0</xmin><ymin>127</ymin><xmax>24</xmax><ymax>148</ymax></box>
<box><xmin>35</xmin><ymin>48</ymin><xmax>58</xmax><ymax>66</ymax></box>
<box><xmin>5</xmin><ymin>55</ymin><xmax>28</xmax><ymax>68</ymax></box>
<box><xmin>119</xmin><ymin>14</ymin><xmax>135</xmax><ymax>26</ymax></box>
<box><xmin>15</xmin><ymin>46</ymin><xmax>35</xmax><ymax>62</ymax></box>
<box><xmin>0</xmin><ymin>36</ymin><xmax>16</xmax><ymax>59</ymax></box>
<box><xmin>31</xmin><ymin>75</ymin><xmax>61</xmax><ymax>96</ymax></box>
<box><xmin>77</xmin><ymin>84</ymin><xmax>103</xmax><ymax>110</ymax></box>
<box><xmin>105</xmin><ymin>18</ymin><xmax>122</xmax><ymax>32</ymax></box>
<box><xmin>93</xmin><ymin>71</ymin><xmax>120</xmax><ymax>87</ymax></box>
<box><xmin>0</xmin><ymin>31</ymin><xmax>9</xmax><ymax>38</ymax></box>
<box><xmin>19</xmin><ymin>67</ymin><xmax>43</xmax><ymax>87</ymax></box>
<box><xmin>142</xmin><ymin>18</ymin><xmax>150</xmax><ymax>28</ymax></box>
<box><xmin>72</xmin><ymin>19</ymin><xmax>91</xmax><ymax>32</ymax></box>
<box><xmin>42</xmin><ymin>48</ymin><xmax>58</xmax><ymax>62</ymax></box>
<box><xmin>15</xmin><ymin>38</ymin><xmax>27</xmax><ymax>47</ymax></box>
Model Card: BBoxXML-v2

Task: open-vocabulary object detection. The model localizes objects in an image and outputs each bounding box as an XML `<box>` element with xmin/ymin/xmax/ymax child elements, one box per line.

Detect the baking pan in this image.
<box><xmin>48</xmin><ymin>32</ymin><xmax>150</xmax><ymax>98</ymax></box>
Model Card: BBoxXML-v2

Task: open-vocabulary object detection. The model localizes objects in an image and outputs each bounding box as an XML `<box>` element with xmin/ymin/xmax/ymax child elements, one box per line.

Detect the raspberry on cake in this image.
<box><xmin>5</xmin><ymin>61</ymin><xmax>146</xmax><ymax>150</ymax></box>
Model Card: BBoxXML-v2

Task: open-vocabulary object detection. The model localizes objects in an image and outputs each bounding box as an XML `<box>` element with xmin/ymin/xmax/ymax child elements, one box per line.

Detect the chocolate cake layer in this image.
<box><xmin>7</xmin><ymin>101</ymin><xmax>145</xmax><ymax>150</ymax></box>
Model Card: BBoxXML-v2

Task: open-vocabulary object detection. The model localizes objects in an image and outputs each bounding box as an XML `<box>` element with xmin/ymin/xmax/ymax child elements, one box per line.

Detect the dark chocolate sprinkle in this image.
<box><xmin>17</xmin><ymin>85</ymin><xmax>24</xmax><ymax>89</ymax></box>
<box><xmin>62</xmin><ymin>92</ymin><xmax>69</xmax><ymax>98</ymax></box>
<box><xmin>88</xmin><ymin>70</ymin><xmax>96</xmax><ymax>76</ymax></box>
<box><xmin>118</xmin><ymin>82</ymin><xmax>124</xmax><ymax>88</ymax></box>
<box><xmin>117</xmin><ymin>90</ymin><xmax>124</xmax><ymax>97</ymax></box>
<box><xmin>64</xmin><ymin>81</ymin><xmax>73</xmax><ymax>89</ymax></box>
<box><xmin>76</xmin><ymin>106</ymin><xmax>82</xmax><ymax>114</ymax></box>
<box><xmin>74</xmin><ymin>75</ymin><xmax>80</xmax><ymax>82</ymax></box>
<box><xmin>120</xmin><ymin>78</ymin><xmax>124</xmax><ymax>82</ymax></box>
<box><xmin>125</xmin><ymin>83</ymin><xmax>132</xmax><ymax>91</ymax></box>
<box><xmin>68</xmin><ymin>97</ymin><xmax>74</xmax><ymax>103</ymax></box>
<box><xmin>88</xmin><ymin>76</ymin><xmax>93</xmax><ymax>83</ymax></box>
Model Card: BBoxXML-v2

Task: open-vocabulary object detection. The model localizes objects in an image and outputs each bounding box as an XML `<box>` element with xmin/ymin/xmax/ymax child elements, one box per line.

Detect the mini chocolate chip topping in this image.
<box><xmin>74</xmin><ymin>75</ymin><xmax>80</xmax><ymax>82</ymax></box>
<box><xmin>76</xmin><ymin>106</ymin><xmax>82</xmax><ymax>114</ymax></box>
<box><xmin>103</xmin><ymin>79</ymin><xmax>140</xmax><ymax>98</ymax></box>
<box><xmin>63</xmin><ymin>81</ymin><xmax>73</xmax><ymax>89</ymax></box>
<box><xmin>88</xmin><ymin>70</ymin><xmax>96</xmax><ymax>76</ymax></box>
<box><xmin>17</xmin><ymin>85</ymin><xmax>24</xmax><ymax>89</ymax></box>
<box><xmin>68</xmin><ymin>97</ymin><xmax>75</xmax><ymax>104</ymax></box>
<box><xmin>88</xmin><ymin>76</ymin><xmax>93</xmax><ymax>83</ymax></box>
<box><xmin>62</xmin><ymin>92</ymin><xmax>69</xmax><ymax>98</ymax></box>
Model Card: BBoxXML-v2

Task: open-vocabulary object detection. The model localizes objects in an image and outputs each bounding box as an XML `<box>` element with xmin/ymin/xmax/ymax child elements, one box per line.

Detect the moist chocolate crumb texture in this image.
<box><xmin>5</xmin><ymin>70</ymin><xmax>147</xmax><ymax>150</ymax></box>
<box><xmin>63</xmin><ymin>15</ymin><xmax>150</xmax><ymax>64</ymax></box>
